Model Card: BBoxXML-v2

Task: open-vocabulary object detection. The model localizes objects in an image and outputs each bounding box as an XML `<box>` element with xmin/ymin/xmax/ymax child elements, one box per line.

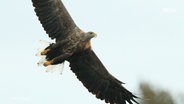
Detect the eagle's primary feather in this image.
<box><xmin>32</xmin><ymin>0</ymin><xmax>139</xmax><ymax>104</ymax></box>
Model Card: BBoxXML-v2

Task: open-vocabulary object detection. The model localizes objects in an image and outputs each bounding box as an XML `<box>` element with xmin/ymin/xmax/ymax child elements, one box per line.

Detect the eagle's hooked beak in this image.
<box><xmin>92</xmin><ymin>32</ymin><xmax>97</xmax><ymax>38</ymax></box>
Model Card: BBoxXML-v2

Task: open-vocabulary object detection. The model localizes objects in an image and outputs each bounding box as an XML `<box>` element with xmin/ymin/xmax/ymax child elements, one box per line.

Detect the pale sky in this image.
<box><xmin>0</xmin><ymin>0</ymin><xmax>184</xmax><ymax>104</ymax></box>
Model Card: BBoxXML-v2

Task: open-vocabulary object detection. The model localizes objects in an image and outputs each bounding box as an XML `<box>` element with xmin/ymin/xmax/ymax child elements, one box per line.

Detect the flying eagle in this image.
<box><xmin>32</xmin><ymin>0</ymin><xmax>139</xmax><ymax>104</ymax></box>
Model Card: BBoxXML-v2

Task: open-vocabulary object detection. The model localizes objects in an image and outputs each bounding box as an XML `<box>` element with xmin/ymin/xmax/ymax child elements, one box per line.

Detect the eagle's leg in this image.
<box><xmin>41</xmin><ymin>41</ymin><xmax>67</xmax><ymax>55</ymax></box>
<box><xmin>41</xmin><ymin>49</ymin><xmax>50</xmax><ymax>55</ymax></box>
<box><xmin>40</xmin><ymin>43</ymin><xmax>55</xmax><ymax>55</ymax></box>
<box><xmin>43</xmin><ymin>52</ymin><xmax>73</xmax><ymax>66</ymax></box>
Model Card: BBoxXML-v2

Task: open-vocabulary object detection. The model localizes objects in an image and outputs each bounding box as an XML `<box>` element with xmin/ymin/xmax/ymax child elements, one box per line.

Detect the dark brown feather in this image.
<box><xmin>32</xmin><ymin>0</ymin><xmax>77</xmax><ymax>40</ymax></box>
<box><xmin>68</xmin><ymin>49</ymin><xmax>139</xmax><ymax>104</ymax></box>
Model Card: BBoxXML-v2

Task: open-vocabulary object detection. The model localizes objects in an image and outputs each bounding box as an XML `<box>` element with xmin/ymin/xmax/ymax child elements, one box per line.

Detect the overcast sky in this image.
<box><xmin>0</xmin><ymin>0</ymin><xmax>184</xmax><ymax>104</ymax></box>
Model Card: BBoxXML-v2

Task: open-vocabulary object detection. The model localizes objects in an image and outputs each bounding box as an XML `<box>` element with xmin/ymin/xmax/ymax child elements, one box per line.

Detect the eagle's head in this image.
<box><xmin>82</xmin><ymin>31</ymin><xmax>97</xmax><ymax>42</ymax></box>
<box><xmin>80</xmin><ymin>31</ymin><xmax>97</xmax><ymax>50</ymax></box>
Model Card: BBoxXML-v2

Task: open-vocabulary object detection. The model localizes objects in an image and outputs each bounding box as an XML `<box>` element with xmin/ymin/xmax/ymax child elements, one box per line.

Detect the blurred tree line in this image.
<box><xmin>138</xmin><ymin>82</ymin><xmax>184</xmax><ymax>104</ymax></box>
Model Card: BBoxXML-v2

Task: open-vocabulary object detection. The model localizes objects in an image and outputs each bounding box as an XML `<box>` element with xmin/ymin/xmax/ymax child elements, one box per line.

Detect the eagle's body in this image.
<box><xmin>32</xmin><ymin>0</ymin><xmax>139</xmax><ymax>104</ymax></box>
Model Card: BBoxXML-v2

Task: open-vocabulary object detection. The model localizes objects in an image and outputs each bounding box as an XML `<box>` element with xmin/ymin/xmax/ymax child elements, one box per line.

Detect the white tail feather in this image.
<box><xmin>46</xmin><ymin>63</ymin><xmax>64</xmax><ymax>74</ymax></box>
<box><xmin>35</xmin><ymin>40</ymin><xmax>50</xmax><ymax>56</ymax></box>
<box><xmin>37</xmin><ymin>56</ymin><xmax>47</xmax><ymax>66</ymax></box>
<box><xmin>39</xmin><ymin>40</ymin><xmax>50</xmax><ymax>48</ymax></box>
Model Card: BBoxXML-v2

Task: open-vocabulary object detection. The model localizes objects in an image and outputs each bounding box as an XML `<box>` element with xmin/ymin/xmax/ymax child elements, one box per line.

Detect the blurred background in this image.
<box><xmin>0</xmin><ymin>0</ymin><xmax>184</xmax><ymax>104</ymax></box>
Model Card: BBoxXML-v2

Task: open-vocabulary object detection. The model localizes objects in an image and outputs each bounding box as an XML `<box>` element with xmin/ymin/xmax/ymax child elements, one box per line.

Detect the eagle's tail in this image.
<box><xmin>36</xmin><ymin>40</ymin><xmax>64</xmax><ymax>74</ymax></box>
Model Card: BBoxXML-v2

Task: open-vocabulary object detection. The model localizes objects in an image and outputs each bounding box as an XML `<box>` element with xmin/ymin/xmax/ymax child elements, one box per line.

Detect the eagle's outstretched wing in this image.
<box><xmin>32</xmin><ymin>0</ymin><xmax>77</xmax><ymax>40</ymax></box>
<box><xmin>68</xmin><ymin>49</ymin><xmax>138</xmax><ymax>104</ymax></box>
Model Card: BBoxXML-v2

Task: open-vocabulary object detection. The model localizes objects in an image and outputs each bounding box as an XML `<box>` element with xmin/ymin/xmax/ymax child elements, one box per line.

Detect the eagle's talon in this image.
<box><xmin>41</xmin><ymin>49</ymin><xmax>50</xmax><ymax>55</ymax></box>
<box><xmin>43</xmin><ymin>61</ymin><xmax>52</xmax><ymax>67</ymax></box>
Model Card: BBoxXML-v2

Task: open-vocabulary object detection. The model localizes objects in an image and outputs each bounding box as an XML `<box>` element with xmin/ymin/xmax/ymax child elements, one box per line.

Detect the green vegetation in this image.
<box><xmin>138</xmin><ymin>82</ymin><xmax>183</xmax><ymax>104</ymax></box>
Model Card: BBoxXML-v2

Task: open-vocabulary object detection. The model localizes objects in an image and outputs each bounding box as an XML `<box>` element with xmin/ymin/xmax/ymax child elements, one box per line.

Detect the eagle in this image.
<box><xmin>32</xmin><ymin>0</ymin><xmax>139</xmax><ymax>104</ymax></box>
